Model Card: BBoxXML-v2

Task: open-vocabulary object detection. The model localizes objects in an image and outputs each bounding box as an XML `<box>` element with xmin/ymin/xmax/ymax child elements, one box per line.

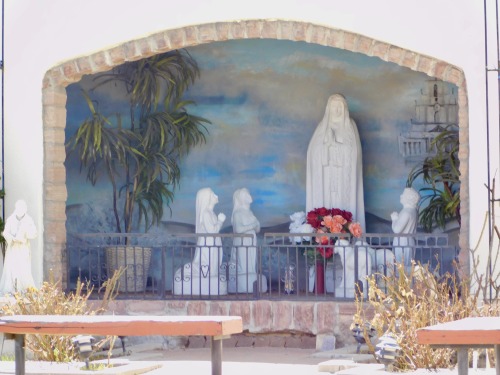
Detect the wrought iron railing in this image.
<box><xmin>67</xmin><ymin>232</ymin><xmax>458</xmax><ymax>301</ymax></box>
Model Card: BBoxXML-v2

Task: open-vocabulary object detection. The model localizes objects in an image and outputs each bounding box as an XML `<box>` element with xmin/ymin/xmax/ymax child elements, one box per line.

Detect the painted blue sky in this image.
<box><xmin>65</xmin><ymin>39</ymin><xmax>457</xmax><ymax>231</ymax></box>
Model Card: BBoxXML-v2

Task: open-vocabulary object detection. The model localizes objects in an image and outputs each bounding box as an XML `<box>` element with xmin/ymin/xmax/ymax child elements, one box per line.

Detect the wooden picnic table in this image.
<box><xmin>416</xmin><ymin>316</ymin><xmax>500</xmax><ymax>375</ymax></box>
<box><xmin>0</xmin><ymin>314</ymin><xmax>243</xmax><ymax>375</ymax></box>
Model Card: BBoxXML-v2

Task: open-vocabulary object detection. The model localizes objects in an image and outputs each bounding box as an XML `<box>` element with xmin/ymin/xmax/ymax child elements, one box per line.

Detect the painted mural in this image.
<box><xmin>65</xmin><ymin>39</ymin><xmax>458</xmax><ymax>238</ymax></box>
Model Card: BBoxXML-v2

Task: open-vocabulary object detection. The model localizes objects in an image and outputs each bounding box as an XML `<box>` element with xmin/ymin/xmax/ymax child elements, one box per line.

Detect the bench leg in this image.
<box><xmin>457</xmin><ymin>347</ymin><xmax>468</xmax><ymax>375</ymax></box>
<box><xmin>495</xmin><ymin>345</ymin><xmax>500</xmax><ymax>375</ymax></box>
<box><xmin>14</xmin><ymin>334</ymin><xmax>26</xmax><ymax>375</ymax></box>
<box><xmin>211</xmin><ymin>337</ymin><xmax>222</xmax><ymax>375</ymax></box>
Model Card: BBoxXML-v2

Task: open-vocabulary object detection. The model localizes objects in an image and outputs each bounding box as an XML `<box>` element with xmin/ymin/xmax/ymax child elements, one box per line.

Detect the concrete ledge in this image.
<box><xmin>318</xmin><ymin>359</ymin><xmax>361</xmax><ymax>373</ymax></box>
<box><xmin>0</xmin><ymin>359</ymin><xmax>161</xmax><ymax>375</ymax></box>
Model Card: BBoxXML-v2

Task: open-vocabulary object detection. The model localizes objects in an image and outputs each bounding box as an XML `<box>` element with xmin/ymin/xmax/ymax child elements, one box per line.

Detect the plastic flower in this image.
<box><xmin>306</xmin><ymin>207</ymin><xmax>362</xmax><ymax>260</ymax></box>
<box><xmin>349</xmin><ymin>222</ymin><xmax>362</xmax><ymax>238</ymax></box>
<box><xmin>291</xmin><ymin>207</ymin><xmax>363</xmax><ymax>263</ymax></box>
<box><xmin>322</xmin><ymin>214</ymin><xmax>347</xmax><ymax>233</ymax></box>
<box><xmin>319</xmin><ymin>247</ymin><xmax>334</xmax><ymax>259</ymax></box>
<box><xmin>315</xmin><ymin>228</ymin><xmax>329</xmax><ymax>245</ymax></box>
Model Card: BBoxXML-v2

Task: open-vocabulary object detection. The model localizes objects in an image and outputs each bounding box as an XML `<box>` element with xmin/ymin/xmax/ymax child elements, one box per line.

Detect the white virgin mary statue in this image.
<box><xmin>0</xmin><ymin>199</ymin><xmax>37</xmax><ymax>295</ymax></box>
<box><xmin>306</xmin><ymin>94</ymin><xmax>366</xmax><ymax>230</ymax></box>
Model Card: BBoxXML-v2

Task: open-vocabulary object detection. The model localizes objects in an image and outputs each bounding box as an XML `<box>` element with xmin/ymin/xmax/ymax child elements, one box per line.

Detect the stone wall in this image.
<box><xmin>88</xmin><ymin>299</ymin><xmax>361</xmax><ymax>349</ymax></box>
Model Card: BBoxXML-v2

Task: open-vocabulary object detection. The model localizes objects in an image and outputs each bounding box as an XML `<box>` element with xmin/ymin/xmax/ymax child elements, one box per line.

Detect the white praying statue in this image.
<box><xmin>0</xmin><ymin>200</ymin><xmax>37</xmax><ymax>294</ymax></box>
<box><xmin>173</xmin><ymin>187</ymin><xmax>228</xmax><ymax>296</ymax></box>
<box><xmin>228</xmin><ymin>188</ymin><xmax>267</xmax><ymax>293</ymax></box>
<box><xmin>391</xmin><ymin>187</ymin><xmax>420</xmax><ymax>274</ymax></box>
<box><xmin>306</xmin><ymin>94</ymin><xmax>365</xmax><ymax>230</ymax></box>
<box><xmin>334</xmin><ymin>239</ymin><xmax>372</xmax><ymax>298</ymax></box>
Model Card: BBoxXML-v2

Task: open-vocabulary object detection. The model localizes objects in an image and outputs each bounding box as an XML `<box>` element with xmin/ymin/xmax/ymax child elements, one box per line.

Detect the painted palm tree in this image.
<box><xmin>407</xmin><ymin>127</ymin><xmax>460</xmax><ymax>232</ymax></box>
<box><xmin>67</xmin><ymin>50</ymin><xmax>210</xmax><ymax>235</ymax></box>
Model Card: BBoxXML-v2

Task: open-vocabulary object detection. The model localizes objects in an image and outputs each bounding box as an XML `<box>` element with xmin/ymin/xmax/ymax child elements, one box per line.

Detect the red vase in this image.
<box><xmin>315</xmin><ymin>262</ymin><xmax>325</xmax><ymax>294</ymax></box>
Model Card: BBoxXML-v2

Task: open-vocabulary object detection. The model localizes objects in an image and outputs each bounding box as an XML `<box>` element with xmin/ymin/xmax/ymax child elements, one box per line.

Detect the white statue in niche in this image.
<box><xmin>288</xmin><ymin>211</ymin><xmax>313</xmax><ymax>244</ymax></box>
<box><xmin>326</xmin><ymin>239</ymin><xmax>395</xmax><ymax>295</ymax></box>
<box><xmin>306</xmin><ymin>94</ymin><xmax>365</xmax><ymax>231</ymax></box>
<box><xmin>228</xmin><ymin>188</ymin><xmax>267</xmax><ymax>293</ymax></box>
<box><xmin>173</xmin><ymin>187</ymin><xmax>228</xmax><ymax>296</ymax></box>
<box><xmin>334</xmin><ymin>238</ymin><xmax>371</xmax><ymax>299</ymax></box>
<box><xmin>391</xmin><ymin>187</ymin><xmax>420</xmax><ymax>274</ymax></box>
<box><xmin>0</xmin><ymin>200</ymin><xmax>37</xmax><ymax>294</ymax></box>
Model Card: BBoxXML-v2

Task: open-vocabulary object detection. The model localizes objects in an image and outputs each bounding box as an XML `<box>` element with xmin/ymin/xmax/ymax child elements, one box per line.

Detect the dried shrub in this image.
<box><xmin>1</xmin><ymin>269</ymin><xmax>122</xmax><ymax>362</ymax></box>
<box><xmin>353</xmin><ymin>262</ymin><xmax>500</xmax><ymax>371</ymax></box>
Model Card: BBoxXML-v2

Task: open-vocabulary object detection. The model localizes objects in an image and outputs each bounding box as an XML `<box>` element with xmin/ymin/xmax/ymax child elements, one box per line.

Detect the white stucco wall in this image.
<box><xmin>5</xmin><ymin>0</ymin><xmax>499</xmax><ymax>286</ymax></box>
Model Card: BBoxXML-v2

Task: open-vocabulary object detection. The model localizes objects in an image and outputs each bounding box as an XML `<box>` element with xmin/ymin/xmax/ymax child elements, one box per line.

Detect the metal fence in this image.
<box><xmin>67</xmin><ymin>232</ymin><xmax>458</xmax><ymax>301</ymax></box>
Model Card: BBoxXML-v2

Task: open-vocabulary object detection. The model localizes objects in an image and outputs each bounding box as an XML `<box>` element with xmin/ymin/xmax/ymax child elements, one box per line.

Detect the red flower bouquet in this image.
<box><xmin>303</xmin><ymin>207</ymin><xmax>363</xmax><ymax>264</ymax></box>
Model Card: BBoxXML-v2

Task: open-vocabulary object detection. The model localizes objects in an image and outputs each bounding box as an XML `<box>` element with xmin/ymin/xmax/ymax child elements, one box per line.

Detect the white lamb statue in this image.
<box><xmin>289</xmin><ymin>211</ymin><xmax>313</xmax><ymax>244</ymax></box>
<box><xmin>355</xmin><ymin>240</ymin><xmax>395</xmax><ymax>276</ymax></box>
<box><xmin>334</xmin><ymin>239</ymin><xmax>372</xmax><ymax>298</ymax></box>
<box><xmin>334</xmin><ymin>240</ymin><xmax>395</xmax><ymax>298</ymax></box>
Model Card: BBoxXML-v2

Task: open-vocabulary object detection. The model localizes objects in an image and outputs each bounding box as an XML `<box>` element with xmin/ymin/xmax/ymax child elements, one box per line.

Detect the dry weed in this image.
<box><xmin>1</xmin><ymin>269</ymin><xmax>123</xmax><ymax>362</ymax></box>
<box><xmin>353</xmin><ymin>261</ymin><xmax>500</xmax><ymax>371</ymax></box>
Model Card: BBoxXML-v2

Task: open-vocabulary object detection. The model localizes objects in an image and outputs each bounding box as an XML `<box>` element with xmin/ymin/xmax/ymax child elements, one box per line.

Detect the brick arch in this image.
<box><xmin>42</xmin><ymin>20</ymin><xmax>469</xmax><ymax>284</ymax></box>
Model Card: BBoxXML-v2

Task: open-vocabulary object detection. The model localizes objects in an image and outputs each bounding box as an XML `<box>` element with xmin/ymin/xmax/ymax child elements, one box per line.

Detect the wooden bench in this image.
<box><xmin>416</xmin><ymin>316</ymin><xmax>500</xmax><ymax>375</ymax></box>
<box><xmin>0</xmin><ymin>314</ymin><xmax>243</xmax><ymax>375</ymax></box>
